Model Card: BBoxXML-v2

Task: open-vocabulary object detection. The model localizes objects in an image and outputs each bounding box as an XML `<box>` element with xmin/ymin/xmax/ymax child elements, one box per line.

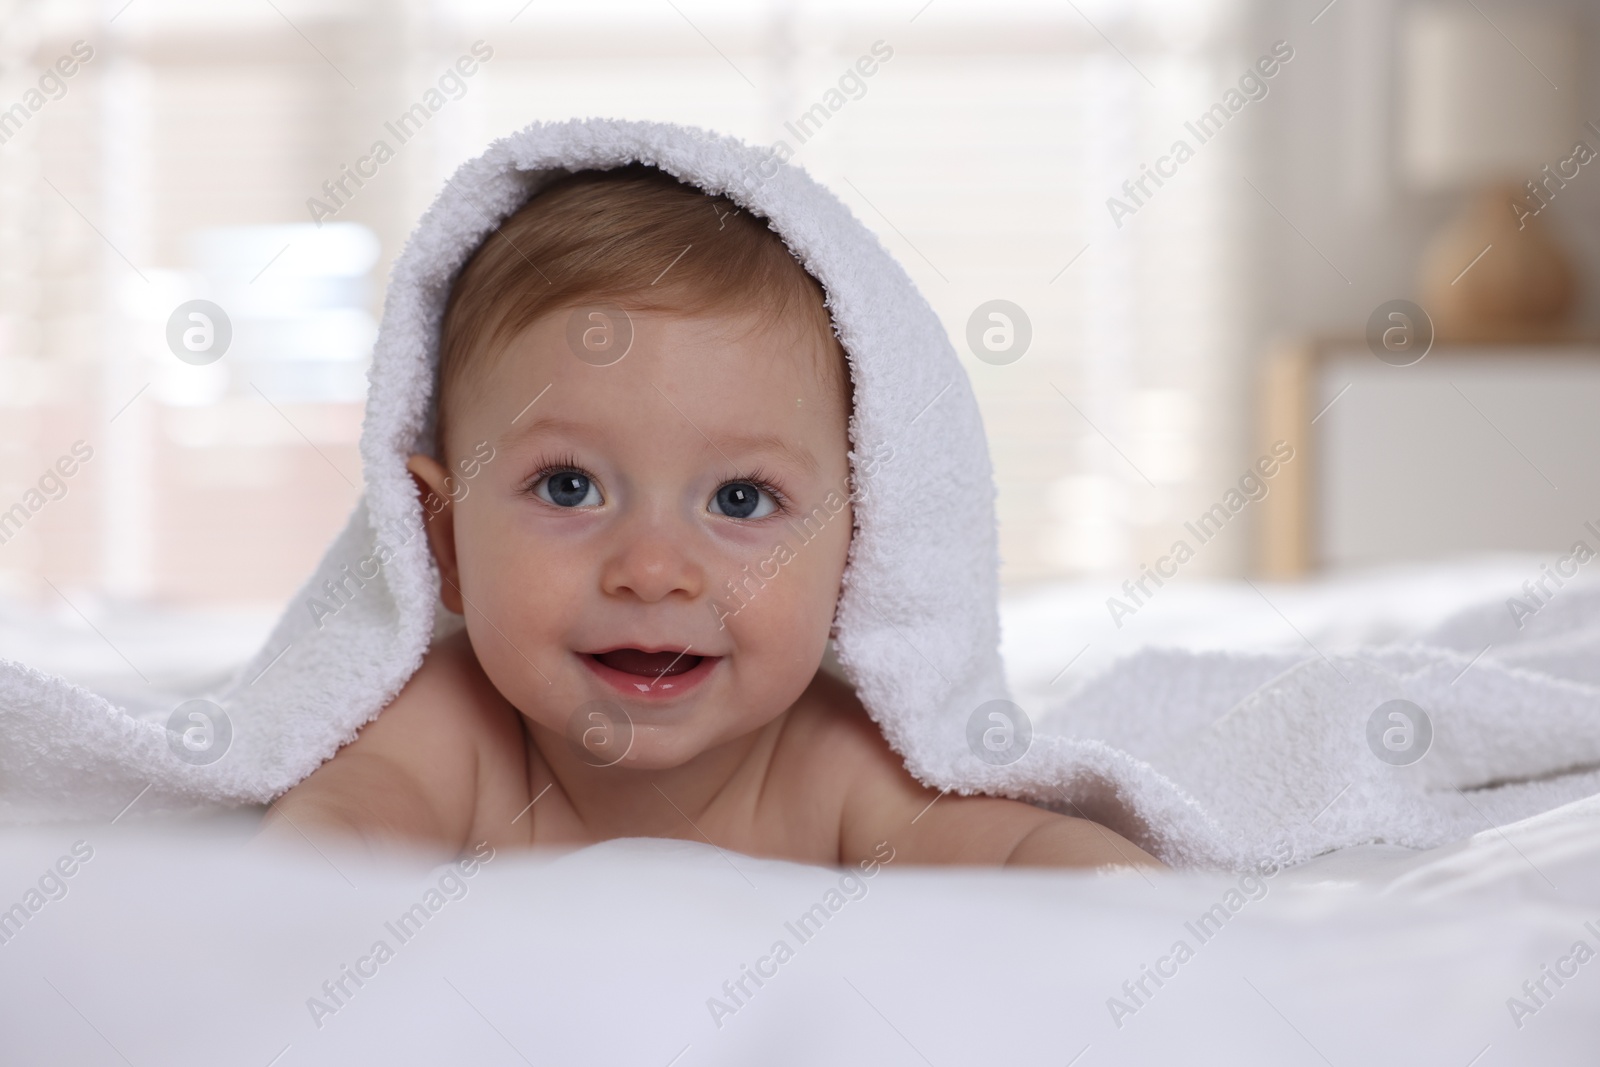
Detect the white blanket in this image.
<box><xmin>1026</xmin><ymin>581</ymin><xmax>1600</xmax><ymax>869</ymax></box>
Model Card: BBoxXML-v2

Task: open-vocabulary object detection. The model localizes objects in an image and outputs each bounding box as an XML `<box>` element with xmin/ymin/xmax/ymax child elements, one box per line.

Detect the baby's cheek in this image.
<box><xmin>722</xmin><ymin>533</ymin><xmax>842</xmax><ymax>668</ymax></box>
<box><xmin>460</xmin><ymin>512</ymin><xmax>551</xmax><ymax>617</ymax></box>
<box><xmin>455</xmin><ymin>511</ymin><xmax>573</xmax><ymax>689</ymax></box>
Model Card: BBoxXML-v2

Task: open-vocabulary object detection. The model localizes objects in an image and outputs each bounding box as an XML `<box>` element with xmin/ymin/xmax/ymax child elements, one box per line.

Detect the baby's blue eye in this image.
<box><xmin>538</xmin><ymin>471</ymin><xmax>601</xmax><ymax>508</ymax></box>
<box><xmin>710</xmin><ymin>482</ymin><xmax>775</xmax><ymax>520</ymax></box>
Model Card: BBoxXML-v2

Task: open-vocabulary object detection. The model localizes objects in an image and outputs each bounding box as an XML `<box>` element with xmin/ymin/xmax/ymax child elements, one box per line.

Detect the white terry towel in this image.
<box><xmin>1</xmin><ymin>117</ymin><xmax>1596</xmax><ymax>870</ymax></box>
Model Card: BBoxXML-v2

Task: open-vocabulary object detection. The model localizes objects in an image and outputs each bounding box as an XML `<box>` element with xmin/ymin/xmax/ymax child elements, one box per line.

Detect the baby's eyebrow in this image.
<box><xmin>496</xmin><ymin>414</ymin><xmax>588</xmax><ymax>452</ymax></box>
<box><xmin>496</xmin><ymin>417</ymin><xmax>820</xmax><ymax>478</ymax></box>
<box><xmin>714</xmin><ymin>431</ymin><xmax>820</xmax><ymax>478</ymax></box>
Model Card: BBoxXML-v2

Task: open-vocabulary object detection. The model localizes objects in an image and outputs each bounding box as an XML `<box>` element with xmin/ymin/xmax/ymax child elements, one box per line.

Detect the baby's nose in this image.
<box><xmin>599</xmin><ymin>533</ymin><xmax>705</xmax><ymax>603</ymax></box>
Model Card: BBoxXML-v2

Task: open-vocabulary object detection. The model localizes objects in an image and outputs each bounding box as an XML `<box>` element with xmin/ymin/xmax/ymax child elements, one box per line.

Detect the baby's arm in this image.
<box><xmin>835</xmin><ymin>709</ymin><xmax>1162</xmax><ymax>870</ymax></box>
<box><xmin>258</xmin><ymin>630</ymin><xmax>514</xmax><ymax>858</ymax></box>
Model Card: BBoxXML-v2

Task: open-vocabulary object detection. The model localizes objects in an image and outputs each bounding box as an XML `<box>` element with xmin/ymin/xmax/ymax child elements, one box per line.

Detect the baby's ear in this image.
<box><xmin>405</xmin><ymin>453</ymin><xmax>464</xmax><ymax>614</ymax></box>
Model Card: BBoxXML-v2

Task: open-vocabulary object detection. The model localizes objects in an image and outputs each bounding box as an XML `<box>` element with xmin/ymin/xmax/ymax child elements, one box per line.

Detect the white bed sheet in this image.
<box><xmin>0</xmin><ymin>795</ymin><xmax>1596</xmax><ymax>1065</ymax></box>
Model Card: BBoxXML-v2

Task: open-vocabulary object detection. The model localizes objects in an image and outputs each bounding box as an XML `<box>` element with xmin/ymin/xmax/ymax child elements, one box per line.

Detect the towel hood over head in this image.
<box><xmin>0</xmin><ymin>118</ymin><xmax>1046</xmax><ymax>833</ymax></box>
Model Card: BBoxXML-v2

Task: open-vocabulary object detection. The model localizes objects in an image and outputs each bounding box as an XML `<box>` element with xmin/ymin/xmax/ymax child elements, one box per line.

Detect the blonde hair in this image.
<box><xmin>435</xmin><ymin>163</ymin><xmax>847</xmax><ymax>455</ymax></box>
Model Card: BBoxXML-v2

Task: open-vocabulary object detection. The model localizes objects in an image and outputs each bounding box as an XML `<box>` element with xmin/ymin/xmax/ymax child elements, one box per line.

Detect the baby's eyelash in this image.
<box><xmin>727</xmin><ymin>467</ymin><xmax>791</xmax><ymax>515</ymax></box>
<box><xmin>520</xmin><ymin>452</ymin><xmax>589</xmax><ymax>494</ymax></box>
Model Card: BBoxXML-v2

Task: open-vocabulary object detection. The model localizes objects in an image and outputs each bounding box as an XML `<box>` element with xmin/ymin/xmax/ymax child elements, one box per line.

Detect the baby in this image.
<box><xmin>264</xmin><ymin>164</ymin><xmax>1159</xmax><ymax>871</ymax></box>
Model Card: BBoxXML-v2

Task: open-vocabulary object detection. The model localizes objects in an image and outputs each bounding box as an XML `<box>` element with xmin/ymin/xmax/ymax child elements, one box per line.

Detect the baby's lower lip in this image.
<box><xmin>579</xmin><ymin>651</ymin><xmax>721</xmax><ymax>699</ymax></box>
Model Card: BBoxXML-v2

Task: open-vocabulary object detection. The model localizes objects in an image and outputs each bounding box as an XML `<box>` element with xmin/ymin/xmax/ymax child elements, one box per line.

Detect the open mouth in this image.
<box><xmin>589</xmin><ymin>648</ymin><xmax>704</xmax><ymax>678</ymax></box>
<box><xmin>580</xmin><ymin>647</ymin><xmax>720</xmax><ymax>699</ymax></box>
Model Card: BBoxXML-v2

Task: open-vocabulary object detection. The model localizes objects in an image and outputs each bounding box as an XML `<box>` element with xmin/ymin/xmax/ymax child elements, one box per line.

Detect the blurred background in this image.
<box><xmin>2</xmin><ymin>0</ymin><xmax>1599</xmax><ymax>689</ymax></box>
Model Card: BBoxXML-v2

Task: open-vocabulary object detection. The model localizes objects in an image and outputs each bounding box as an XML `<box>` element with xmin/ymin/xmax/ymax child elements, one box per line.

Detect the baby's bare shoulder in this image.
<box><xmin>776</xmin><ymin>669</ymin><xmax>898</xmax><ymax>781</ymax></box>
<box><xmin>351</xmin><ymin>627</ymin><xmax>523</xmax><ymax>769</ymax></box>
<box><xmin>782</xmin><ymin>673</ymin><xmax>1163</xmax><ymax>870</ymax></box>
<box><xmin>264</xmin><ymin>629</ymin><xmax>525</xmax><ymax>853</ymax></box>
<box><xmin>761</xmin><ymin>670</ymin><xmax>927</xmax><ymax>859</ymax></box>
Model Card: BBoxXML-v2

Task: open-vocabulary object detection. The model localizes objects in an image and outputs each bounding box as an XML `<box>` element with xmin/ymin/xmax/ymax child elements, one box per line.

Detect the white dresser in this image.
<box><xmin>1258</xmin><ymin>338</ymin><xmax>1600</xmax><ymax>575</ymax></box>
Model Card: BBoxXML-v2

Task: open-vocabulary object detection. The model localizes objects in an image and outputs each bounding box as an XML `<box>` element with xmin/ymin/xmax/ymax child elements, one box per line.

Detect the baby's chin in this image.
<box><xmin>609</xmin><ymin>731</ymin><xmax>719</xmax><ymax>771</ymax></box>
<box><xmin>523</xmin><ymin>696</ymin><xmax>788</xmax><ymax>773</ymax></box>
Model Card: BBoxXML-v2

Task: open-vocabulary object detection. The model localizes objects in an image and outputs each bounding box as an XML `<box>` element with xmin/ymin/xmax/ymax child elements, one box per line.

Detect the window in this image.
<box><xmin>0</xmin><ymin>0</ymin><xmax>1246</xmax><ymax>605</ymax></box>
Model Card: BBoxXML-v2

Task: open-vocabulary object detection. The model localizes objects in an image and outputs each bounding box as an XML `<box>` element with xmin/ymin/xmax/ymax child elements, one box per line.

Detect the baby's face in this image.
<box><xmin>410</xmin><ymin>305</ymin><xmax>852</xmax><ymax>770</ymax></box>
